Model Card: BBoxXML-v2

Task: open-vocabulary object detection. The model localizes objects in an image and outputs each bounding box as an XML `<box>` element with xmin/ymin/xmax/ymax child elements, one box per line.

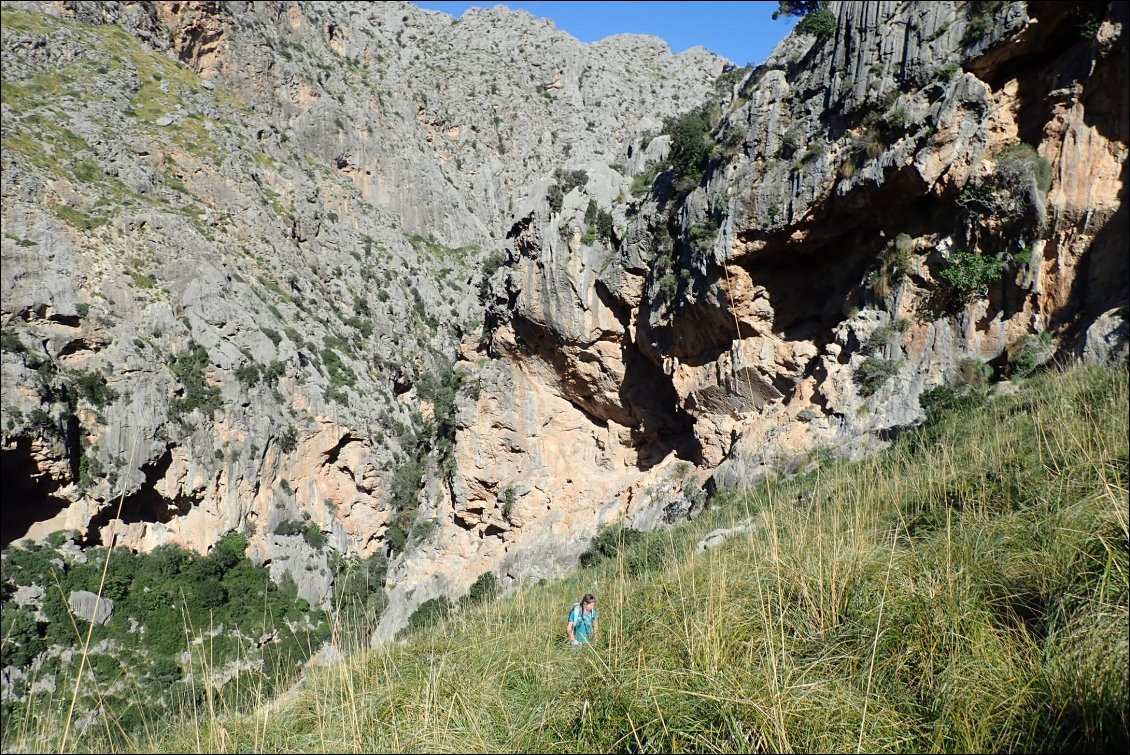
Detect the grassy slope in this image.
<box><xmin>57</xmin><ymin>365</ymin><xmax>1130</xmax><ymax>752</ymax></box>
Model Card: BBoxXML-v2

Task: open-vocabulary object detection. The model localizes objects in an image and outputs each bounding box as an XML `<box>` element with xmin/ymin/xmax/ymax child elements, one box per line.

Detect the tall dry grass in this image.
<box><xmin>17</xmin><ymin>365</ymin><xmax>1127</xmax><ymax>753</ymax></box>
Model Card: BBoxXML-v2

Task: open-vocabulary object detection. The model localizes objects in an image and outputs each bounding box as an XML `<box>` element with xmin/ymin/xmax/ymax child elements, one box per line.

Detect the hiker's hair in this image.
<box><xmin>581</xmin><ymin>593</ymin><xmax>596</xmax><ymax>606</ymax></box>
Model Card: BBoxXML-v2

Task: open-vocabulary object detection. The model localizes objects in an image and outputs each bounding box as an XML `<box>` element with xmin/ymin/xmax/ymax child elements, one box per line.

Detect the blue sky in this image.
<box><xmin>412</xmin><ymin>1</ymin><xmax>796</xmax><ymax>67</ymax></box>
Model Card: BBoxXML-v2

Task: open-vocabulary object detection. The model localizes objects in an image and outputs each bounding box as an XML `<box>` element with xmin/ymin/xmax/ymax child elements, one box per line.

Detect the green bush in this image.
<box><xmin>0</xmin><ymin>329</ymin><xmax>26</xmax><ymax>354</ymax></box>
<box><xmin>940</xmin><ymin>249</ymin><xmax>1004</xmax><ymax>295</ymax></box>
<box><xmin>656</xmin><ymin>270</ymin><xmax>678</xmax><ymax>304</ymax></box>
<box><xmin>417</xmin><ymin>361</ymin><xmax>464</xmax><ymax>478</ymax></box>
<box><xmin>968</xmin><ymin>13</ymin><xmax>993</xmax><ymax>37</ymax></box>
<box><xmin>479</xmin><ymin>250</ymin><xmax>508</xmax><ymax>302</ymax></box>
<box><xmin>321</xmin><ymin>345</ymin><xmax>356</xmax><ymax>389</ymax></box>
<box><xmin>0</xmin><ymin>522</ymin><xmax>329</xmax><ymax>744</ymax></box>
<box><xmin>555</xmin><ymin>167</ymin><xmax>588</xmax><ymax>194</ymax></box>
<box><xmin>580</xmin><ymin>524</ymin><xmax>642</xmax><ymax>568</ymax></box>
<box><xmin>302</xmin><ymin>521</ymin><xmax>327</xmax><ymax>549</ymax></box>
<box><xmin>332</xmin><ymin>553</ymin><xmax>388</xmax><ymax>611</ymax></box>
<box><xmin>277</xmin><ymin>424</ymin><xmax>298</xmax><ymax>454</ymax></box>
<box><xmin>499</xmin><ymin>485</ymin><xmax>517</xmax><ymax>521</ymax></box>
<box><xmin>579</xmin><ymin>523</ymin><xmax>674</xmax><ymax>578</ymax></box>
<box><xmin>384</xmin><ymin>521</ymin><xmax>408</xmax><ymax>554</ymax></box>
<box><xmin>664</xmin><ymin>104</ymin><xmax>715</xmax><ymax>188</ymax></box>
<box><xmin>462</xmin><ymin>572</ymin><xmax>500</xmax><ymax>606</ymax></box>
<box><xmin>938</xmin><ymin>62</ymin><xmax>961</xmax><ymax>79</ymax></box>
<box><xmin>262</xmin><ymin>360</ymin><xmax>285</xmax><ymax>386</ymax></box>
<box><xmin>544</xmin><ymin>168</ymin><xmax>587</xmax><ymax>216</ymax></box>
<box><xmin>918</xmin><ymin>385</ymin><xmax>985</xmax><ymax>427</ymax></box>
<box><xmin>864</xmin><ymin>318</ymin><xmax>910</xmax><ymax>352</ymax></box>
<box><xmin>236</xmin><ymin>362</ymin><xmax>262</xmax><ymax>387</ymax></box>
<box><xmin>410</xmin><ymin>518</ymin><xmax>436</xmax><ymax>544</ymax></box>
<box><xmin>997</xmin><ymin>142</ymin><xmax>1053</xmax><ymax>194</ymax></box>
<box><xmin>689</xmin><ymin>217</ymin><xmax>720</xmax><ymax>252</ymax></box>
<box><xmin>54</xmin><ymin>205</ymin><xmax>107</xmax><ymax>231</ymax></box>
<box><xmin>389</xmin><ymin>454</ymin><xmax>423</xmax><ymax>512</ymax></box>
<box><xmin>630</xmin><ymin>165</ymin><xmax>659</xmax><ymax>198</ymax></box>
<box><xmin>404</xmin><ymin>596</ymin><xmax>452</xmax><ymax>634</ymax></box>
<box><xmin>595</xmin><ymin>210</ymin><xmax>614</xmax><ymax>242</ymax></box>
<box><xmin>78</xmin><ymin>452</ymin><xmax>103</xmax><ymax>488</ymax></box>
<box><xmin>168</xmin><ymin>343</ymin><xmax>222</xmax><ymax>420</ymax></box>
<box><xmin>274</xmin><ymin>519</ymin><xmax>304</xmax><ymax>537</ymax></box>
<box><xmin>855</xmin><ymin>356</ymin><xmax>903</xmax><ymax>396</ymax></box>
<box><xmin>546</xmin><ymin>183</ymin><xmax>564</xmax><ymax>214</ymax></box>
<box><xmin>0</xmin><ymin>605</ymin><xmax>46</xmax><ymax>668</ymax></box>
<box><xmin>884</xmin><ymin>106</ymin><xmax>909</xmax><ymax>131</ymax></box>
<box><xmin>798</xmin><ymin>7</ymin><xmax>837</xmax><ymax>37</ymax></box>
<box><xmin>1075</xmin><ymin>8</ymin><xmax>1103</xmax><ymax>38</ymax></box>
<box><xmin>1008</xmin><ymin>332</ymin><xmax>1053</xmax><ymax>378</ymax></box>
<box><xmin>26</xmin><ymin>407</ymin><xmax>60</xmax><ymax>438</ymax></box>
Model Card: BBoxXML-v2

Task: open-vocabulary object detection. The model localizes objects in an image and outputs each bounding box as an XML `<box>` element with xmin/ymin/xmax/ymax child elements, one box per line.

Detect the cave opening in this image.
<box><xmin>1</xmin><ymin>437</ymin><xmax>72</xmax><ymax>548</ymax></box>
<box><xmin>84</xmin><ymin>447</ymin><xmax>197</xmax><ymax>545</ymax></box>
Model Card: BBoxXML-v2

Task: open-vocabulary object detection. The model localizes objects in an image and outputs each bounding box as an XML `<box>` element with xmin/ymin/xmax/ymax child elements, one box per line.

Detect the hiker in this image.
<box><xmin>567</xmin><ymin>593</ymin><xmax>599</xmax><ymax>646</ymax></box>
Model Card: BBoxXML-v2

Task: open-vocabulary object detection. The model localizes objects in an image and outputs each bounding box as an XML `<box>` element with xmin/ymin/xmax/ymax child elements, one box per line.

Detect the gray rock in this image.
<box><xmin>267</xmin><ymin>536</ymin><xmax>334</xmax><ymax>608</ymax></box>
<box><xmin>12</xmin><ymin>584</ymin><xmax>45</xmax><ymax>606</ymax></box>
<box><xmin>0</xmin><ymin>0</ymin><xmax>725</xmax><ymax>571</ymax></box>
<box><xmin>1078</xmin><ymin>308</ymin><xmax>1129</xmax><ymax>365</ymax></box>
<box><xmin>67</xmin><ymin>591</ymin><xmax>113</xmax><ymax>626</ymax></box>
<box><xmin>306</xmin><ymin>642</ymin><xmax>343</xmax><ymax>668</ymax></box>
<box><xmin>696</xmin><ymin>523</ymin><xmax>750</xmax><ymax>553</ymax></box>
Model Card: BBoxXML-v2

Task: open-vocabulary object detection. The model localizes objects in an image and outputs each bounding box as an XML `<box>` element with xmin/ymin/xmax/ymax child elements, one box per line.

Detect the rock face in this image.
<box><xmin>67</xmin><ymin>590</ymin><xmax>113</xmax><ymax>625</ymax></box>
<box><xmin>389</xmin><ymin>0</ymin><xmax>1128</xmax><ymax>637</ymax></box>
<box><xmin>2</xmin><ymin>1</ymin><xmax>1126</xmax><ymax>639</ymax></box>
<box><xmin>0</xmin><ymin>1</ymin><xmax>722</xmax><ymax>615</ymax></box>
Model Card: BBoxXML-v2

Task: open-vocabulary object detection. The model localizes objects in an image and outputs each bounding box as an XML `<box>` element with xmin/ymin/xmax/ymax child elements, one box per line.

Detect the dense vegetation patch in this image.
<box><xmin>0</xmin><ymin>532</ymin><xmax>340</xmax><ymax>749</ymax></box>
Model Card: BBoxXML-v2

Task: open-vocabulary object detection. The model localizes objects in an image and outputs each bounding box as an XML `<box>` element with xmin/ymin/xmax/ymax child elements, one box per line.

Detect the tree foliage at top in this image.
<box><xmin>775</xmin><ymin>1</ymin><xmax>837</xmax><ymax>37</ymax></box>
<box><xmin>772</xmin><ymin>1</ymin><xmax>827</xmax><ymax>19</ymax></box>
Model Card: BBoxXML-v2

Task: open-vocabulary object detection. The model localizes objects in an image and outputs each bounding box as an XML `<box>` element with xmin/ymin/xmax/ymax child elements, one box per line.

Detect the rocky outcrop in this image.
<box><xmin>641</xmin><ymin>0</ymin><xmax>1129</xmax><ymax>475</ymax></box>
<box><xmin>402</xmin><ymin>0</ymin><xmax>1127</xmax><ymax>632</ymax></box>
<box><xmin>67</xmin><ymin>590</ymin><xmax>113</xmax><ymax>625</ymax></box>
<box><xmin>0</xmin><ymin>0</ymin><xmax>723</xmax><ymax>619</ymax></box>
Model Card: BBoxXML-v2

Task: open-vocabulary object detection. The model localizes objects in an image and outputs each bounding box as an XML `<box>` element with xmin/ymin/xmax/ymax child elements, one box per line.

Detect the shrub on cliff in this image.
<box><xmin>798</xmin><ymin>8</ymin><xmax>837</xmax><ymax>37</ymax></box>
<box><xmin>664</xmin><ymin>104</ymin><xmax>715</xmax><ymax>189</ymax></box>
<box><xmin>855</xmin><ymin>355</ymin><xmax>903</xmax><ymax>396</ymax></box>
<box><xmin>775</xmin><ymin>2</ymin><xmax>837</xmax><ymax>37</ymax></box>
<box><xmin>940</xmin><ymin>248</ymin><xmax>1004</xmax><ymax>295</ymax></box>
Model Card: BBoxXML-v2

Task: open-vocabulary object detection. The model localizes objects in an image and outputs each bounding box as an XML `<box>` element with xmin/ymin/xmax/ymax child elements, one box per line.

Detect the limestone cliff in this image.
<box><xmin>0</xmin><ymin>0</ymin><xmax>723</xmax><ymax>610</ymax></box>
<box><xmin>1</xmin><ymin>1</ymin><xmax>1126</xmax><ymax>638</ymax></box>
<box><xmin>391</xmin><ymin>0</ymin><xmax>1127</xmax><ymax>638</ymax></box>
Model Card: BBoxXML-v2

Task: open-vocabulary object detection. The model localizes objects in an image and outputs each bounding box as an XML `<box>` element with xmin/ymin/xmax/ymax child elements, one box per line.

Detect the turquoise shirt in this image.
<box><xmin>569</xmin><ymin>603</ymin><xmax>599</xmax><ymax>644</ymax></box>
